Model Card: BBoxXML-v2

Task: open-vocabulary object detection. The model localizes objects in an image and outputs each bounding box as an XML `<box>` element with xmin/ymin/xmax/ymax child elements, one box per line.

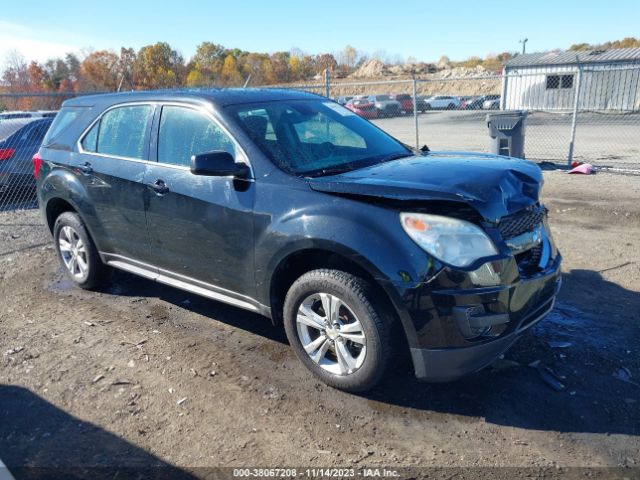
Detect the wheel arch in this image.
<box><xmin>267</xmin><ymin>246</ymin><xmax>419</xmax><ymax>355</ymax></box>
<box><xmin>44</xmin><ymin>197</ymin><xmax>78</xmax><ymax>234</ymax></box>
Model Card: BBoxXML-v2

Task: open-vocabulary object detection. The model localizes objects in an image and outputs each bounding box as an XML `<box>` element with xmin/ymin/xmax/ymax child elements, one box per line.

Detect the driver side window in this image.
<box><xmin>158</xmin><ymin>106</ymin><xmax>236</xmax><ymax>167</ymax></box>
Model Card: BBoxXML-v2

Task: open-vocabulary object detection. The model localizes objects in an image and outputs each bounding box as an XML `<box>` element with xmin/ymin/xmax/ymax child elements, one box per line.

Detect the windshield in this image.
<box><xmin>227</xmin><ymin>99</ymin><xmax>411</xmax><ymax>176</ymax></box>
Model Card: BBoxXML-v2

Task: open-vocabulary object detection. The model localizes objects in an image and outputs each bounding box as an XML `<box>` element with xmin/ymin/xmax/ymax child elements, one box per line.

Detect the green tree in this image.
<box><xmin>219</xmin><ymin>54</ymin><xmax>243</xmax><ymax>86</ymax></box>
<box><xmin>187</xmin><ymin>42</ymin><xmax>227</xmax><ymax>85</ymax></box>
<box><xmin>133</xmin><ymin>42</ymin><xmax>184</xmax><ymax>89</ymax></box>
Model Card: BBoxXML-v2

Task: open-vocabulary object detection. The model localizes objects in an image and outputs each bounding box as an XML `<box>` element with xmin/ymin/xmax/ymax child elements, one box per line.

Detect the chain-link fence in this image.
<box><xmin>1</xmin><ymin>63</ymin><xmax>639</xmax><ymax>213</ymax></box>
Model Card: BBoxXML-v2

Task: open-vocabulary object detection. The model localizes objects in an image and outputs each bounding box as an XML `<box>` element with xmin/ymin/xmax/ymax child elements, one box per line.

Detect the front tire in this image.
<box><xmin>283</xmin><ymin>269</ymin><xmax>393</xmax><ymax>392</ymax></box>
<box><xmin>53</xmin><ymin>212</ymin><xmax>108</xmax><ymax>290</ymax></box>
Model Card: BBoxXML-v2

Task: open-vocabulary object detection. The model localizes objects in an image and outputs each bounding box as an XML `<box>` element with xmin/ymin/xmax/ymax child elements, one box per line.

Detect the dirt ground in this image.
<box><xmin>1</xmin><ymin>170</ymin><xmax>639</xmax><ymax>479</ymax></box>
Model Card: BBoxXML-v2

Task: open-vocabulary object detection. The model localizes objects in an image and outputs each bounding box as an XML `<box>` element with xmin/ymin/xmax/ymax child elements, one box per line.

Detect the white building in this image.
<box><xmin>502</xmin><ymin>48</ymin><xmax>640</xmax><ymax>111</ymax></box>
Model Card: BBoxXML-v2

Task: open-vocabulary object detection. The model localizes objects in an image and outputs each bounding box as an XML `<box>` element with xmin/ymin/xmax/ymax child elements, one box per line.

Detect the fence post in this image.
<box><xmin>567</xmin><ymin>65</ymin><xmax>583</xmax><ymax>166</ymax></box>
<box><xmin>500</xmin><ymin>67</ymin><xmax>507</xmax><ymax>110</ymax></box>
<box><xmin>324</xmin><ymin>69</ymin><xmax>330</xmax><ymax>98</ymax></box>
<box><xmin>412</xmin><ymin>76</ymin><xmax>419</xmax><ymax>150</ymax></box>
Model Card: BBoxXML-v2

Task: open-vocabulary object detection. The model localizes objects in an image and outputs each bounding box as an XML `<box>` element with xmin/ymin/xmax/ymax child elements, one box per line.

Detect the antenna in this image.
<box><xmin>519</xmin><ymin>38</ymin><xmax>529</xmax><ymax>55</ymax></box>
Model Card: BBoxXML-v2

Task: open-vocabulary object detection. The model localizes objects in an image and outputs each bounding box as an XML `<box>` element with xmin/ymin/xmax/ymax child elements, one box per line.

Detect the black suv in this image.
<box><xmin>36</xmin><ymin>89</ymin><xmax>561</xmax><ymax>392</ymax></box>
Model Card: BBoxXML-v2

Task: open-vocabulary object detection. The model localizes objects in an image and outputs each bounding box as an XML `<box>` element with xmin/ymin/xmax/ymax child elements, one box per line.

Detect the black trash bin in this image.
<box><xmin>486</xmin><ymin>111</ymin><xmax>528</xmax><ymax>159</ymax></box>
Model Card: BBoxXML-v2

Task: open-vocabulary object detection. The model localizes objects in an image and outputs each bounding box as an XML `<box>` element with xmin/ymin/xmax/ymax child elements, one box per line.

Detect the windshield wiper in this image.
<box><xmin>379</xmin><ymin>152</ymin><xmax>414</xmax><ymax>163</ymax></box>
<box><xmin>304</xmin><ymin>152</ymin><xmax>414</xmax><ymax>178</ymax></box>
<box><xmin>307</xmin><ymin>165</ymin><xmax>356</xmax><ymax>177</ymax></box>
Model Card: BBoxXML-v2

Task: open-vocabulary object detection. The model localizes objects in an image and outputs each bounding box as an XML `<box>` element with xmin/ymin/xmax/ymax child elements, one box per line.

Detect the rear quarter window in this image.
<box><xmin>43</xmin><ymin>107</ymin><xmax>86</xmax><ymax>146</ymax></box>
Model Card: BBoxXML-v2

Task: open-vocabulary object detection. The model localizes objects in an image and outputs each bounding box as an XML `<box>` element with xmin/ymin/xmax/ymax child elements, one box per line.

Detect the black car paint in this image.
<box><xmin>36</xmin><ymin>89</ymin><xmax>561</xmax><ymax>382</ymax></box>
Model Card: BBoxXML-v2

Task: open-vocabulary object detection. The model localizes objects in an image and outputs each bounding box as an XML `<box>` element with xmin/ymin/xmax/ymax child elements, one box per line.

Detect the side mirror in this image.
<box><xmin>190</xmin><ymin>151</ymin><xmax>249</xmax><ymax>178</ymax></box>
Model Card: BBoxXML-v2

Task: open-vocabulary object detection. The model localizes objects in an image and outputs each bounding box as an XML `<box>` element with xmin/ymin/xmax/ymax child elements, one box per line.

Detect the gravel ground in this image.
<box><xmin>0</xmin><ymin>171</ymin><xmax>639</xmax><ymax>479</ymax></box>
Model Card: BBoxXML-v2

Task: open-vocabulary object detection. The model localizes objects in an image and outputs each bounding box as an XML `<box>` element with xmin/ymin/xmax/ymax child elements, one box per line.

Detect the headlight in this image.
<box><xmin>400</xmin><ymin>213</ymin><xmax>498</xmax><ymax>268</ymax></box>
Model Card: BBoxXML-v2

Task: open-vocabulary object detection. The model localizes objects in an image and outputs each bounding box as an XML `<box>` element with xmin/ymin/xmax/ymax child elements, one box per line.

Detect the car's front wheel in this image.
<box><xmin>283</xmin><ymin>269</ymin><xmax>393</xmax><ymax>392</ymax></box>
<box><xmin>53</xmin><ymin>212</ymin><xmax>108</xmax><ymax>289</ymax></box>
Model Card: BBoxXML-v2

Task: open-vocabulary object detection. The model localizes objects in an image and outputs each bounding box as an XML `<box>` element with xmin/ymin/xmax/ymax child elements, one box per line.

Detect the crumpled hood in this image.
<box><xmin>307</xmin><ymin>152</ymin><xmax>542</xmax><ymax>222</ymax></box>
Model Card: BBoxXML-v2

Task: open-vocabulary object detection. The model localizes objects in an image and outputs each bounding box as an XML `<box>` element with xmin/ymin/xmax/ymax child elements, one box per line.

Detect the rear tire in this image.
<box><xmin>283</xmin><ymin>269</ymin><xmax>393</xmax><ymax>392</ymax></box>
<box><xmin>53</xmin><ymin>212</ymin><xmax>108</xmax><ymax>290</ymax></box>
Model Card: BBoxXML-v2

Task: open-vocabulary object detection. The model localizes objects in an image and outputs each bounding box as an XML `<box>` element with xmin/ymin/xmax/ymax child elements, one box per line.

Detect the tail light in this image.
<box><xmin>32</xmin><ymin>152</ymin><xmax>42</xmax><ymax>179</ymax></box>
<box><xmin>0</xmin><ymin>148</ymin><xmax>15</xmax><ymax>161</ymax></box>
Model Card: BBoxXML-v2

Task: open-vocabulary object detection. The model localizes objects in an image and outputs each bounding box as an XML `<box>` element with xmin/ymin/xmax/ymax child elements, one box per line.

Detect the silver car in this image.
<box><xmin>367</xmin><ymin>95</ymin><xmax>401</xmax><ymax>117</ymax></box>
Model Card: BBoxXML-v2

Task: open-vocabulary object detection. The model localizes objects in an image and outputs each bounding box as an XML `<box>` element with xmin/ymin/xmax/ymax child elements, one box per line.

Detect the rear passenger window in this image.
<box><xmin>158</xmin><ymin>106</ymin><xmax>235</xmax><ymax>167</ymax></box>
<box><xmin>94</xmin><ymin>105</ymin><xmax>152</xmax><ymax>159</ymax></box>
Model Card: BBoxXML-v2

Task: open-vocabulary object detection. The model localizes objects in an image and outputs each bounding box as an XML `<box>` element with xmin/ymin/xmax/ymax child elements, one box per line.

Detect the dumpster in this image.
<box><xmin>486</xmin><ymin>111</ymin><xmax>528</xmax><ymax>159</ymax></box>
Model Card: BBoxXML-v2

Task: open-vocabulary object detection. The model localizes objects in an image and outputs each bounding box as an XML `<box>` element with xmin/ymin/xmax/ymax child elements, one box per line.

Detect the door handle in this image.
<box><xmin>148</xmin><ymin>179</ymin><xmax>169</xmax><ymax>195</ymax></box>
<box><xmin>78</xmin><ymin>162</ymin><xmax>93</xmax><ymax>175</ymax></box>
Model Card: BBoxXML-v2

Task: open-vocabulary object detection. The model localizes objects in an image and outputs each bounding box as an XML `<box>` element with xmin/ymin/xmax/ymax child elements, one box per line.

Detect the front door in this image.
<box><xmin>143</xmin><ymin>104</ymin><xmax>255</xmax><ymax>299</ymax></box>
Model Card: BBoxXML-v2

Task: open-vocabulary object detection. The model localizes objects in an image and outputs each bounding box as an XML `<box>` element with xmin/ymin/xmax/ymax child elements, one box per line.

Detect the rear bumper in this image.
<box><xmin>0</xmin><ymin>172</ymin><xmax>34</xmax><ymax>190</ymax></box>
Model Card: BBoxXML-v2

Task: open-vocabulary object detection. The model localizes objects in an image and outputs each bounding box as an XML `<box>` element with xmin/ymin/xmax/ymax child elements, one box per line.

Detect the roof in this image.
<box><xmin>0</xmin><ymin>117</ymin><xmax>52</xmax><ymax>141</ymax></box>
<box><xmin>64</xmin><ymin>88</ymin><xmax>321</xmax><ymax>108</ymax></box>
<box><xmin>504</xmin><ymin>48</ymin><xmax>640</xmax><ymax>68</ymax></box>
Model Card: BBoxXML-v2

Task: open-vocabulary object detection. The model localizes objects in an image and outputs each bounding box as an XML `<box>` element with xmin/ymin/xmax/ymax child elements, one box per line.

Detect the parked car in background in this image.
<box><xmin>336</xmin><ymin>96</ymin><xmax>354</xmax><ymax>106</ymax></box>
<box><xmin>36</xmin><ymin>89</ymin><xmax>561</xmax><ymax>392</ymax></box>
<box><xmin>393</xmin><ymin>94</ymin><xmax>414</xmax><ymax>114</ymax></box>
<box><xmin>415</xmin><ymin>96</ymin><xmax>428</xmax><ymax>112</ymax></box>
<box><xmin>423</xmin><ymin>95</ymin><xmax>460</xmax><ymax>110</ymax></box>
<box><xmin>345</xmin><ymin>97</ymin><xmax>378</xmax><ymax>119</ymax></box>
<box><xmin>367</xmin><ymin>95</ymin><xmax>401</xmax><ymax>117</ymax></box>
<box><xmin>460</xmin><ymin>96</ymin><xmax>485</xmax><ymax>110</ymax></box>
<box><xmin>482</xmin><ymin>95</ymin><xmax>501</xmax><ymax>110</ymax></box>
<box><xmin>0</xmin><ymin>118</ymin><xmax>53</xmax><ymax>191</ymax></box>
<box><xmin>0</xmin><ymin>110</ymin><xmax>58</xmax><ymax>121</ymax></box>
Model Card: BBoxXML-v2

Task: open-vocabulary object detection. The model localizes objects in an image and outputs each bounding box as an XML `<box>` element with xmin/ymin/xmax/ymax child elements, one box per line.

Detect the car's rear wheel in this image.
<box><xmin>283</xmin><ymin>269</ymin><xmax>393</xmax><ymax>392</ymax></box>
<box><xmin>53</xmin><ymin>212</ymin><xmax>108</xmax><ymax>289</ymax></box>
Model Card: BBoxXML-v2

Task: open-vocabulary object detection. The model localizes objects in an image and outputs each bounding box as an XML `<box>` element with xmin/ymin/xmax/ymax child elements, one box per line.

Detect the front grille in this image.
<box><xmin>498</xmin><ymin>205</ymin><xmax>547</xmax><ymax>239</ymax></box>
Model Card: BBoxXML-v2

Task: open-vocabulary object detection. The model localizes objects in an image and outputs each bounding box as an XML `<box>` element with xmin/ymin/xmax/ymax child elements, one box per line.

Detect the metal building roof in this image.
<box><xmin>504</xmin><ymin>48</ymin><xmax>640</xmax><ymax>68</ymax></box>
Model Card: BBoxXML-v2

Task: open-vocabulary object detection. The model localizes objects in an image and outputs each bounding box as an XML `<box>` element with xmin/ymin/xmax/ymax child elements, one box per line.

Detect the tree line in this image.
<box><xmin>0</xmin><ymin>42</ymin><xmax>365</xmax><ymax>97</ymax></box>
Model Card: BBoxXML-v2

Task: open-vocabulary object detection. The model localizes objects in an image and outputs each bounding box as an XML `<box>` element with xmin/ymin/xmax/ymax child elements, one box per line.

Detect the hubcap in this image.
<box><xmin>58</xmin><ymin>225</ymin><xmax>88</xmax><ymax>279</ymax></box>
<box><xmin>296</xmin><ymin>293</ymin><xmax>366</xmax><ymax>376</ymax></box>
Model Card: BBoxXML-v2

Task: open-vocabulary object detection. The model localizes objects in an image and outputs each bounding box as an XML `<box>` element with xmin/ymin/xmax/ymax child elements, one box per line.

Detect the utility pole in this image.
<box><xmin>519</xmin><ymin>38</ymin><xmax>529</xmax><ymax>55</ymax></box>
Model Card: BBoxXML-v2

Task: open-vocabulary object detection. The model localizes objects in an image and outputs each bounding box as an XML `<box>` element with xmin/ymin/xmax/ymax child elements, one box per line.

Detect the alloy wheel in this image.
<box><xmin>58</xmin><ymin>225</ymin><xmax>89</xmax><ymax>279</ymax></box>
<box><xmin>296</xmin><ymin>293</ymin><xmax>366</xmax><ymax>376</ymax></box>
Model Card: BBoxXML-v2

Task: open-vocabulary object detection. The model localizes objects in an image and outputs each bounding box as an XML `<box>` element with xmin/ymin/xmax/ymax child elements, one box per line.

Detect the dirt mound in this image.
<box><xmin>351</xmin><ymin>59</ymin><xmax>386</xmax><ymax>78</ymax></box>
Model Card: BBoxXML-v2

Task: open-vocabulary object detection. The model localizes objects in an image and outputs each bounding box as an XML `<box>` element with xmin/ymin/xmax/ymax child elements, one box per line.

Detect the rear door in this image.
<box><xmin>76</xmin><ymin>103</ymin><xmax>155</xmax><ymax>264</ymax></box>
<box><xmin>143</xmin><ymin>104</ymin><xmax>255</xmax><ymax>298</ymax></box>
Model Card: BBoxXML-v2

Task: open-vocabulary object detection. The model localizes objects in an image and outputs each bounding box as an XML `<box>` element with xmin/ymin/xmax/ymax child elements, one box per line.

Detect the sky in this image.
<box><xmin>1</xmin><ymin>0</ymin><xmax>639</xmax><ymax>67</ymax></box>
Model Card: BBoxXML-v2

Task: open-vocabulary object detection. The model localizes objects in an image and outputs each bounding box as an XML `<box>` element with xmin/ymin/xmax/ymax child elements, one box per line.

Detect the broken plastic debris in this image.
<box><xmin>177</xmin><ymin>397</ymin><xmax>187</xmax><ymax>405</ymax></box>
<box><xmin>547</xmin><ymin>340</ymin><xmax>573</xmax><ymax>348</ymax></box>
<box><xmin>491</xmin><ymin>358</ymin><xmax>521</xmax><ymax>370</ymax></box>
<box><xmin>536</xmin><ymin>365</ymin><xmax>566</xmax><ymax>391</ymax></box>
<box><xmin>568</xmin><ymin>163</ymin><xmax>594</xmax><ymax>175</ymax></box>
<box><xmin>613</xmin><ymin>367</ymin><xmax>639</xmax><ymax>387</ymax></box>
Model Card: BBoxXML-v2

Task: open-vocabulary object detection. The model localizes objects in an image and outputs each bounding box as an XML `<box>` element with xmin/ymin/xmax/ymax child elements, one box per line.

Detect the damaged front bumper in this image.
<box><xmin>397</xmin><ymin>245</ymin><xmax>562</xmax><ymax>382</ymax></box>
